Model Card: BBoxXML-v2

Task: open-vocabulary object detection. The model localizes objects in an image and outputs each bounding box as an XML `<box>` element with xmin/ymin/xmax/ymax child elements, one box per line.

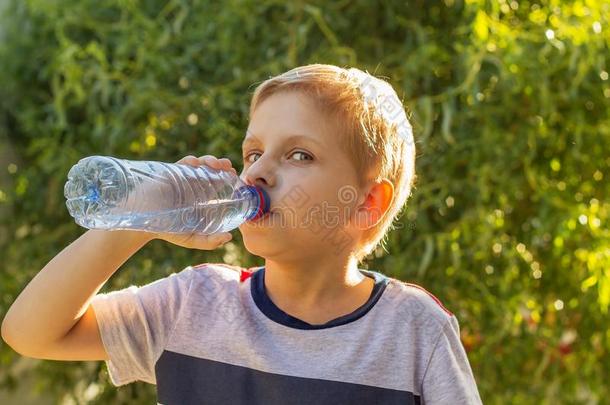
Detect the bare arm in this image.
<box><xmin>1</xmin><ymin>229</ymin><xmax>153</xmax><ymax>356</ymax></box>
<box><xmin>1</xmin><ymin>154</ymin><xmax>238</xmax><ymax>360</ymax></box>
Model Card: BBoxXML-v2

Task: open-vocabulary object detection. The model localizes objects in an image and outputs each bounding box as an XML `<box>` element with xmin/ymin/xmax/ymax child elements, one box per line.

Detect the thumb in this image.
<box><xmin>202</xmin><ymin>232</ymin><xmax>232</xmax><ymax>246</ymax></box>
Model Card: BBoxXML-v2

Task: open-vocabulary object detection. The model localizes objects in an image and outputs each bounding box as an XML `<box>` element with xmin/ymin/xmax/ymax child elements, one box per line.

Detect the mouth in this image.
<box><xmin>263</xmin><ymin>210</ymin><xmax>277</xmax><ymax>218</ymax></box>
<box><xmin>250</xmin><ymin>209</ymin><xmax>276</xmax><ymax>222</ymax></box>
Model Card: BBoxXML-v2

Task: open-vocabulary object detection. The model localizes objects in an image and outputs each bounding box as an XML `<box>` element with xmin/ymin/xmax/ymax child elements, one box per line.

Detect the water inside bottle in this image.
<box><xmin>65</xmin><ymin>156</ymin><xmax>266</xmax><ymax>234</ymax></box>
<box><xmin>65</xmin><ymin>157</ymin><xmax>128</xmax><ymax>225</ymax></box>
<box><xmin>93</xmin><ymin>197</ymin><xmax>253</xmax><ymax>233</ymax></box>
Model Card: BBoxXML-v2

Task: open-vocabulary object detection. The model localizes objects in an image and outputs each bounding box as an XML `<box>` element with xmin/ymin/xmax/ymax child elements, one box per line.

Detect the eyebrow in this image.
<box><xmin>241</xmin><ymin>134</ymin><xmax>324</xmax><ymax>149</ymax></box>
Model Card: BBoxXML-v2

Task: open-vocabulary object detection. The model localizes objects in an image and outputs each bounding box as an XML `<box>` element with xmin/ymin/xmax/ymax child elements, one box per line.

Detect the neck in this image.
<box><xmin>262</xmin><ymin>255</ymin><xmax>373</xmax><ymax>318</ymax></box>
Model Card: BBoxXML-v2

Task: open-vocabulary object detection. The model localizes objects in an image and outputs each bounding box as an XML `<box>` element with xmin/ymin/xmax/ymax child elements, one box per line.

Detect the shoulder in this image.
<box><xmin>188</xmin><ymin>262</ymin><xmax>258</xmax><ymax>283</ymax></box>
<box><xmin>178</xmin><ymin>263</ymin><xmax>257</xmax><ymax>315</ymax></box>
<box><xmin>383</xmin><ymin>276</ymin><xmax>455</xmax><ymax>328</ymax></box>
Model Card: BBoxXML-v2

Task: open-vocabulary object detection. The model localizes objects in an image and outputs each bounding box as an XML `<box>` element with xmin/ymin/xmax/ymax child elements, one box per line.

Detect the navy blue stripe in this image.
<box><xmin>251</xmin><ymin>267</ymin><xmax>389</xmax><ymax>330</ymax></box>
<box><xmin>156</xmin><ymin>350</ymin><xmax>420</xmax><ymax>405</ymax></box>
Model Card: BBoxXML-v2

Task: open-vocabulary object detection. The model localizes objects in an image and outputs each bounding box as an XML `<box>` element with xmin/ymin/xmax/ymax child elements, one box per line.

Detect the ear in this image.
<box><xmin>353</xmin><ymin>179</ymin><xmax>394</xmax><ymax>230</ymax></box>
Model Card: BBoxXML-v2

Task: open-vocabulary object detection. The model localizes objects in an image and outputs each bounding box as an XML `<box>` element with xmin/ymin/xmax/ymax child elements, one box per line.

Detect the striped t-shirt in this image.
<box><xmin>90</xmin><ymin>263</ymin><xmax>483</xmax><ymax>404</ymax></box>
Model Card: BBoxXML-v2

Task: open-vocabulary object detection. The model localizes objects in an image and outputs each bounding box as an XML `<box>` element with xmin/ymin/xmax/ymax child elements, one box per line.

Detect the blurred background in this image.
<box><xmin>0</xmin><ymin>0</ymin><xmax>608</xmax><ymax>403</ymax></box>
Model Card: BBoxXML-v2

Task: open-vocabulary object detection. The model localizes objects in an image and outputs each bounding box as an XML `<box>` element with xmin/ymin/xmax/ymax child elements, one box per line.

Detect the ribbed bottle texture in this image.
<box><xmin>64</xmin><ymin>156</ymin><xmax>270</xmax><ymax>234</ymax></box>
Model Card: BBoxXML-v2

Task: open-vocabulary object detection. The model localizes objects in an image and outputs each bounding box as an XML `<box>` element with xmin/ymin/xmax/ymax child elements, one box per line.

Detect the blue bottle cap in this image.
<box><xmin>248</xmin><ymin>186</ymin><xmax>270</xmax><ymax>220</ymax></box>
<box><xmin>252</xmin><ymin>186</ymin><xmax>271</xmax><ymax>219</ymax></box>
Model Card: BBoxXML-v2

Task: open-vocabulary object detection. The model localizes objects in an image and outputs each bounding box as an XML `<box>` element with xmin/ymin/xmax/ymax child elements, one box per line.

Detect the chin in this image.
<box><xmin>239</xmin><ymin>223</ymin><xmax>304</xmax><ymax>258</ymax></box>
<box><xmin>240</xmin><ymin>235</ymin><xmax>284</xmax><ymax>259</ymax></box>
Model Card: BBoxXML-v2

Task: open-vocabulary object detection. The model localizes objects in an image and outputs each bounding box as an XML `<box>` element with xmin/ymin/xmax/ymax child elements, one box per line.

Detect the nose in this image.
<box><xmin>241</xmin><ymin>158</ymin><xmax>276</xmax><ymax>189</ymax></box>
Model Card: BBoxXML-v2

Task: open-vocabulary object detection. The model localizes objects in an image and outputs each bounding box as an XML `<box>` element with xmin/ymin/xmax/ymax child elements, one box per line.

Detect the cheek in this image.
<box><xmin>273</xmin><ymin>172</ymin><xmax>360</xmax><ymax>224</ymax></box>
<box><xmin>295</xmin><ymin>193</ymin><xmax>355</xmax><ymax>229</ymax></box>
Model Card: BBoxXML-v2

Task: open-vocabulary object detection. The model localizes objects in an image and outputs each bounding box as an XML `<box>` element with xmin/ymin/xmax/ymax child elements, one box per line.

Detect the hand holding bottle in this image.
<box><xmin>150</xmin><ymin>155</ymin><xmax>238</xmax><ymax>250</ymax></box>
<box><xmin>64</xmin><ymin>154</ymin><xmax>270</xmax><ymax>250</ymax></box>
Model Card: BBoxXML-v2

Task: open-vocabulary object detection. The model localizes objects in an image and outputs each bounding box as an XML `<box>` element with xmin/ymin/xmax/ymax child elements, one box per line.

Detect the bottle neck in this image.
<box><xmin>240</xmin><ymin>185</ymin><xmax>269</xmax><ymax>221</ymax></box>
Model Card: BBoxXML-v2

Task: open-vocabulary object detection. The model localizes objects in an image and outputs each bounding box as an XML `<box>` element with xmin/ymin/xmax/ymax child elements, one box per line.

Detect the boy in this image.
<box><xmin>2</xmin><ymin>64</ymin><xmax>483</xmax><ymax>404</ymax></box>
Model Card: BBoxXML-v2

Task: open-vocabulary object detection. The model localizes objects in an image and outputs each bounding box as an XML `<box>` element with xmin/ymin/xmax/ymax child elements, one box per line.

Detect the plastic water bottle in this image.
<box><xmin>63</xmin><ymin>155</ymin><xmax>270</xmax><ymax>235</ymax></box>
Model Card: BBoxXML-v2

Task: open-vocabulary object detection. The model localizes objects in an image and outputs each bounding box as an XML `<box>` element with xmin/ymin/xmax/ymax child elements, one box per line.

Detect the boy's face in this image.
<box><xmin>238</xmin><ymin>91</ymin><xmax>374</xmax><ymax>262</ymax></box>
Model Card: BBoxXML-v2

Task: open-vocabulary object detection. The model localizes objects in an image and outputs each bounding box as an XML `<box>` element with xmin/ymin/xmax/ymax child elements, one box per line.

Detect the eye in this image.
<box><xmin>290</xmin><ymin>151</ymin><xmax>314</xmax><ymax>161</ymax></box>
<box><xmin>243</xmin><ymin>150</ymin><xmax>314</xmax><ymax>163</ymax></box>
<box><xmin>243</xmin><ymin>153</ymin><xmax>259</xmax><ymax>164</ymax></box>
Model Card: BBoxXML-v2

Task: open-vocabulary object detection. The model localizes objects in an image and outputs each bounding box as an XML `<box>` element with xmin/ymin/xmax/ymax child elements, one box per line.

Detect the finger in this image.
<box><xmin>176</xmin><ymin>155</ymin><xmax>194</xmax><ymax>163</ymax></box>
<box><xmin>203</xmin><ymin>232</ymin><xmax>232</xmax><ymax>247</ymax></box>
<box><xmin>197</xmin><ymin>155</ymin><xmax>221</xmax><ymax>169</ymax></box>
<box><xmin>218</xmin><ymin>158</ymin><xmax>238</xmax><ymax>175</ymax></box>
<box><xmin>219</xmin><ymin>232</ymin><xmax>233</xmax><ymax>243</ymax></box>
<box><xmin>218</xmin><ymin>158</ymin><xmax>233</xmax><ymax>170</ymax></box>
<box><xmin>198</xmin><ymin>155</ymin><xmax>234</xmax><ymax>172</ymax></box>
<box><xmin>179</xmin><ymin>232</ymin><xmax>231</xmax><ymax>250</ymax></box>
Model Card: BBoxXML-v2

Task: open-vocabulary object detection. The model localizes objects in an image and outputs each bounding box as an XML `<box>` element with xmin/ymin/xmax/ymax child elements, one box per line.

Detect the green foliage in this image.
<box><xmin>1</xmin><ymin>0</ymin><xmax>608</xmax><ymax>403</ymax></box>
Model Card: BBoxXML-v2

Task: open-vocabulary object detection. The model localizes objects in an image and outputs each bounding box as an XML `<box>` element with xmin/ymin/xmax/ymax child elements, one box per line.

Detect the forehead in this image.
<box><xmin>242</xmin><ymin>132</ymin><xmax>324</xmax><ymax>148</ymax></box>
<box><xmin>244</xmin><ymin>91</ymin><xmax>335</xmax><ymax>147</ymax></box>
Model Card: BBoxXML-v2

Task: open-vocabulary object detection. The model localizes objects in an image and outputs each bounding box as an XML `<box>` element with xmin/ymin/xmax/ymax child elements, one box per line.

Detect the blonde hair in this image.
<box><xmin>248</xmin><ymin>64</ymin><xmax>418</xmax><ymax>264</ymax></box>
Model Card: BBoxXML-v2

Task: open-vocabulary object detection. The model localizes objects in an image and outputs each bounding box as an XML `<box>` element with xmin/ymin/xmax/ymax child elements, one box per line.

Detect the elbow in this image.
<box><xmin>1</xmin><ymin>309</ymin><xmax>13</xmax><ymax>343</ymax></box>
<box><xmin>1</xmin><ymin>315</ymin><xmax>17</xmax><ymax>352</ymax></box>
<box><xmin>1</xmin><ymin>312</ymin><xmax>20</xmax><ymax>352</ymax></box>
<box><xmin>1</xmin><ymin>312</ymin><xmax>69</xmax><ymax>359</ymax></box>
<box><xmin>2</xmin><ymin>324</ymin><xmax>35</xmax><ymax>357</ymax></box>
<box><xmin>1</xmin><ymin>312</ymin><xmax>30</xmax><ymax>356</ymax></box>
